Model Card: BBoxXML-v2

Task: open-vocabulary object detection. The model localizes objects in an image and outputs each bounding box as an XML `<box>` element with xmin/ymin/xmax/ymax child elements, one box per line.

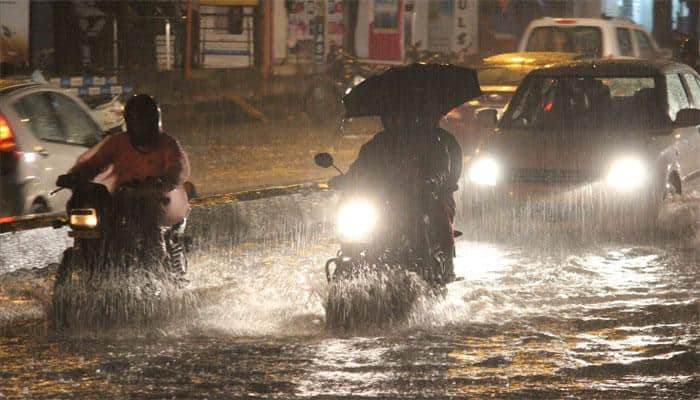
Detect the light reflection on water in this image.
<box><xmin>1</xmin><ymin>200</ymin><xmax>699</xmax><ymax>397</ymax></box>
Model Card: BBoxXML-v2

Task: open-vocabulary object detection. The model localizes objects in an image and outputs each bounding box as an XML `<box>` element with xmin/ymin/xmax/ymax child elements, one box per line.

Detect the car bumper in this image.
<box><xmin>463</xmin><ymin>181</ymin><xmax>657</xmax><ymax>222</ymax></box>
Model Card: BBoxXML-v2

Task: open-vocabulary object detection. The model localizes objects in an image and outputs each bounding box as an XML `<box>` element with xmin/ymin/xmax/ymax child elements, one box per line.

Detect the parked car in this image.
<box><xmin>466</xmin><ymin>59</ymin><xmax>700</xmax><ymax>224</ymax></box>
<box><xmin>0</xmin><ymin>81</ymin><xmax>104</xmax><ymax>218</ymax></box>
<box><xmin>518</xmin><ymin>17</ymin><xmax>670</xmax><ymax>60</ymax></box>
<box><xmin>442</xmin><ymin>51</ymin><xmax>582</xmax><ymax>150</ymax></box>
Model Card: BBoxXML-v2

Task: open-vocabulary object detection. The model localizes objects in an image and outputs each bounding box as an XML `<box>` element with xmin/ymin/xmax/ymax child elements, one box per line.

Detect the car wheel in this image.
<box><xmin>29</xmin><ymin>198</ymin><xmax>50</xmax><ymax>214</ymax></box>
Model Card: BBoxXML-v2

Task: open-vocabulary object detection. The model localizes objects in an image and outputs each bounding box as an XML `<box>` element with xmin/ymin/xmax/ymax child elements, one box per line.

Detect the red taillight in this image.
<box><xmin>0</xmin><ymin>216</ymin><xmax>16</xmax><ymax>224</ymax></box>
<box><xmin>0</xmin><ymin>114</ymin><xmax>16</xmax><ymax>151</ymax></box>
<box><xmin>554</xmin><ymin>19</ymin><xmax>577</xmax><ymax>24</ymax></box>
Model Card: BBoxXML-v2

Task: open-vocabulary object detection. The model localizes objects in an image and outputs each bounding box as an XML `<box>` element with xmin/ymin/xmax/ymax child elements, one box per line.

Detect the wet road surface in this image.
<box><xmin>1</xmin><ymin>232</ymin><xmax>697</xmax><ymax>398</ymax></box>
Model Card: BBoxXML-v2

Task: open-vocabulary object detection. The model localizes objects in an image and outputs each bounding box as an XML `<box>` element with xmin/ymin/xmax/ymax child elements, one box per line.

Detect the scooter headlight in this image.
<box><xmin>606</xmin><ymin>157</ymin><xmax>647</xmax><ymax>191</ymax></box>
<box><xmin>337</xmin><ymin>199</ymin><xmax>378</xmax><ymax>242</ymax></box>
<box><xmin>468</xmin><ymin>156</ymin><xmax>501</xmax><ymax>186</ymax></box>
<box><xmin>69</xmin><ymin>208</ymin><xmax>98</xmax><ymax>228</ymax></box>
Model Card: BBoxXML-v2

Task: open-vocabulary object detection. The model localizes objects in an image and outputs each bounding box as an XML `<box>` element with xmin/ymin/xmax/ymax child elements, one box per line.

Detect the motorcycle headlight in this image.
<box><xmin>606</xmin><ymin>157</ymin><xmax>647</xmax><ymax>191</ymax></box>
<box><xmin>337</xmin><ymin>200</ymin><xmax>378</xmax><ymax>242</ymax></box>
<box><xmin>468</xmin><ymin>156</ymin><xmax>501</xmax><ymax>186</ymax></box>
<box><xmin>69</xmin><ymin>208</ymin><xmax>98</xmax><ymax>228</ymax></box>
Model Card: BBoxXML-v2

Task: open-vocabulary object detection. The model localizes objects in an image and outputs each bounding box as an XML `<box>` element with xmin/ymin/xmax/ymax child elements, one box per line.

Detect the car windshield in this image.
<box><xmin>502</xmin><ymin>76</ymin><xmax>669</xmax><ymax>131</ymax></box>
<box><xmin>525</xmin><ymin>26</ymin><xmax>602</xmax><ymax>58</ymax></box>
<box><xmin>478</xmin><ymin>66</ymin><xmax>532</xmax><ymax>87</ymax></box>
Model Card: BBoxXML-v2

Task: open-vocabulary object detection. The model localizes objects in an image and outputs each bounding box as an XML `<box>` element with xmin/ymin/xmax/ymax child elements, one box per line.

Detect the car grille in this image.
<box><xmin>508</xmin><ymin>168</ymin><xmax>599</xmax><ymax>184</ymax></box>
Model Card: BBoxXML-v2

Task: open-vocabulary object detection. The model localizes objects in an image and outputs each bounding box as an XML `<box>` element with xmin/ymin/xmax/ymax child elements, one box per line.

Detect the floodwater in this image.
<box><xmin>1</xmin><ymin>202</ymin><xmax>698</xmax><ymax>398</ymax></box>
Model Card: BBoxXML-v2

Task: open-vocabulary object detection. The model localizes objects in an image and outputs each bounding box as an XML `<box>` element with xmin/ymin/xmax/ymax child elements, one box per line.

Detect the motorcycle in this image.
<box><xmin>314</xmin><ymin>152</ymin><xmax>452</xmax><ymax>329</ymax></box>
<box><xmin>51</xmin><ymin>175</ymin><xmax>189</xmax><ymax>285</ymax></box>
<box><xmin>50</xmin><ymin>175</ymin><xmax>191</xmax><ymax>328</ymax></box>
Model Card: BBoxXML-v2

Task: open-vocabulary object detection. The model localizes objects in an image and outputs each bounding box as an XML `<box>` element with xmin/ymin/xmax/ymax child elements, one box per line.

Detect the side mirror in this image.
<box><xmin>675</xmin><ymin>108</ymin><xmax>700</xmax><ymax>127</ymax></box>
<box><xmin>476</xmin><ymin>108</ymin><xmax>498</xmax><ymax>129</ymax></box>
<box><xmin>314</xmin><ymin>152</ymin><xmax>335</xmax><ymax>168</ymax></box>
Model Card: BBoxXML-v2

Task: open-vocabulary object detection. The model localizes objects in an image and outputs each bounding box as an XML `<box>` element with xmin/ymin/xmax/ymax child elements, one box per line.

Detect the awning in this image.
<box><xmin>200</xmin><ymin>0</ymin><xmax>258</xmax><ymax>6</ymax></box>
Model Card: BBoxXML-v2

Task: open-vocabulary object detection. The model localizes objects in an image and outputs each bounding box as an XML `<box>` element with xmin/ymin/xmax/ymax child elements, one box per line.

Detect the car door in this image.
<box><xmin>665</xmin><ymin>73</ymin><xmax>698</xmax><ymax>189</ymax></box>
<box><xmin>13</xmin><ymin>90</ymin><xmax>102</xmax><ymax>211</ymax></box>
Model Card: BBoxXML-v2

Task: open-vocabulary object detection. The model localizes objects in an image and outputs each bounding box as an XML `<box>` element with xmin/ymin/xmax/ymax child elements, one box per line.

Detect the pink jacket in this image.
<box><xmin>69</xmin><ymin>132</ymin><xmax>190</xmax><ymax>225</ymax></box>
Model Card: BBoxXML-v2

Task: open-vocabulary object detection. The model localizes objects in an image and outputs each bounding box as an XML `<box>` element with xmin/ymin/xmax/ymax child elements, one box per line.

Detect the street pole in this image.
<box><xmin>262</xmin><ymin>0</ymin><xmax>272</xmax><ymax>80</ymax></box>
<box><xmin>165</xmin><ymin>19</ymin><xmax>172</xmax><ymax>70</ymax></box>
<box><xmin>185</xmin><ymin>0</ymin><xmax>193</xmax><ymax>79</ymax></box>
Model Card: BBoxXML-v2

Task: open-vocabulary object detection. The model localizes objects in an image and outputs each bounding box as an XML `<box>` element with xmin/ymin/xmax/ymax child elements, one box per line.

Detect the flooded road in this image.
<box><xmin>1</xmin><ymin>235</ymin><xmax>697</xmax><ymax>398</ymax></box>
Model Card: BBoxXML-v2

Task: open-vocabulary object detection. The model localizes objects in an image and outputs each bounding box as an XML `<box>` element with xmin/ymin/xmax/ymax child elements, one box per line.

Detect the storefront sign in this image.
<box><xmin>453</xmin><ymin>0</ymin><xmax>477</xmax><ymax>54</ymax></box>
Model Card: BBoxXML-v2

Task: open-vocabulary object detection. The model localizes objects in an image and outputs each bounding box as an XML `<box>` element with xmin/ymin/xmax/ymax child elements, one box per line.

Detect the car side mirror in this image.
<box><xmin>314</xmin><ymin>152</ymin><xmax>335</xmax><ymax>168</ymax></box>
<box><xmin>476</xmin><ymin>108</ymin><xmax>498</xmax><ymax>129</ymax></box>
<box><xmin>675</xmin><ymin>108</ymin><xmax>700</xmax><ymax>127</ymax></box>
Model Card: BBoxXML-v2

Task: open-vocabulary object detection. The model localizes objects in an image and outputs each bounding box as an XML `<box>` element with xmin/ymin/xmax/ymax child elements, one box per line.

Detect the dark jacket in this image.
<box><xmin>334</xmin><ymin>126</ymin><xmax>453</xmax><ymax>201</ymax></box>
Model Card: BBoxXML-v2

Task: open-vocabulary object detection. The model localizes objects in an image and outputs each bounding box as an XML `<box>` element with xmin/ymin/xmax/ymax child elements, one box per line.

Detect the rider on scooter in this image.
<box><xmin>57</xmin><ymin>94</ymin><xmax>190</xmax><ymax>258</ymax></box>
<box><xmin>332</xmin><ymin>110</ymin><xmax>461</xmax><ymax>282</ymax></box>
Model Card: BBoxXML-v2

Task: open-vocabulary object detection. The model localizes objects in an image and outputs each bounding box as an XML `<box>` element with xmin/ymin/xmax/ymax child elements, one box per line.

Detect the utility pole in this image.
<box><xmin>261</xmin><ymin>0</ymin><xmax>272</xmax><ymax>80</ymax></box>
<box><xmin>185</xmin><ymin>0</ymin><xmax>193</xmax><ymax>79</ymax></box>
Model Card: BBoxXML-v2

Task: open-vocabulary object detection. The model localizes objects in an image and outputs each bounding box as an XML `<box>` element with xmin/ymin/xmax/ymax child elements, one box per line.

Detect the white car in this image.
<box><xmin>518</xmin><ymin>17</ymin><xmax>669</xmax><ymax>60</ymax></box>
<box><xmin>467</xmin><ymin>60</ymin><xmax>700</xmax><ymax>223</ymax></box>
<box><xmin>0</xmin><ymin>81</ymin><xmax>104</xmax><ymax>218</ymax></box>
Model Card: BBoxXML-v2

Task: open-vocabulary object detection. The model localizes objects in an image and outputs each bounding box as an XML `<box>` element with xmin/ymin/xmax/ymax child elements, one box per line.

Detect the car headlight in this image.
<box><xmin>352</xmin><ymin>75</ymin><xmax>365</xmax><ymax>86</ymax></box>
<box><xmin>337</xmin><ymin>199</ymin><xmax>378</xmax><ymax>242</ymax></box>
<box><xmin>606</xmin><ymin>157</ymin><xmax>647</xmax><ymax>190</ymax></box>
<box><xmin>69</xmin><ymin>208</ymin><xmax>98</xmax><ymax>228</ymax></box>
<box><xmin>468</xmin><ymin>156</ymin><xmax>501</xmax><ymax>186</ymax></box>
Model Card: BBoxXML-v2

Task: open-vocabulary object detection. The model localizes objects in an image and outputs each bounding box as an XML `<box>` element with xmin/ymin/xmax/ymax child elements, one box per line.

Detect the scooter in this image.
<box><xmin>314</xmin><ymin>153</ymin><xmax>451</xmax><ymax>329</ymax></box>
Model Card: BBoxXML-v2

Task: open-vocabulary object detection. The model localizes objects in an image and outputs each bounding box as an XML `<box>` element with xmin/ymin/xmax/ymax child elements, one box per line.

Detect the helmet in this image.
<box><xmin>124</xmin><ymin>94</ymin><xmax>162</xmax><ymax>148</ymax></box>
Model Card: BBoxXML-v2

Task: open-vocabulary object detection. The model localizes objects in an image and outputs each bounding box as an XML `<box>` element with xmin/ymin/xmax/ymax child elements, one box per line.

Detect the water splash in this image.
<box><xmin>49</xmin><ymin>259</ymin><xmax>200</xmax><ymax>333</ymax></box>
<box><xmin>325</xmin><ymin>263</ymin><xmax>434</xmax><ymax>331</ymax></box>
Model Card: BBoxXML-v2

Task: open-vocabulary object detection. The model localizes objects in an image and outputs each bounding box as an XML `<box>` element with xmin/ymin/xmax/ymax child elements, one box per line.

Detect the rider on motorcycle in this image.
<box><xmin>332</xmin><ymin>110</ymin><xmax>461</xmax><ymax>282</ymax></box>
<box><xmin>58</xmin><ymin>94</ymin><xmax>190</xmax><ymax>257</ymax></box>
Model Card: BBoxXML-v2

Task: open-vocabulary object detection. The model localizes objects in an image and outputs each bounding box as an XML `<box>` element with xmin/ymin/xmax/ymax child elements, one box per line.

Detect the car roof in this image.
<box><xmin>482</xmin><ymin>52</ymin><xmax>582</xmax><ymax>66</ymax></box>
<box><xmin>528</xmin><ymin>59</ymin><xmax>696</xmax><ymax>77</ymax></box>
<box><xmin>527</xmin><ymin>17</ymin><xmax>643</xmax><ymax>29</ymax></box>
<box><xmin>0</xmin><ymin>80</ymin><xmax>42</xmax><ymax>96</ymax></box>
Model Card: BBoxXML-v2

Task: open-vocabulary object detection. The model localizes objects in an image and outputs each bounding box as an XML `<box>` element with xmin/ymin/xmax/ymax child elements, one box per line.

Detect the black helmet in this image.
<box><xmin>124</xmin><ymin>94</ymin><xmax>162</xmax><ymax>148</ymax></box>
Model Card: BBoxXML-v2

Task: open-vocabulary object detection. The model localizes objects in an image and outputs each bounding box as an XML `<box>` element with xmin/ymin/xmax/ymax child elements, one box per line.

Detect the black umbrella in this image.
<box><xmin>342</xmin><ymin>63</ymin><xmax>481</xmax><ymax>118</ymax></box>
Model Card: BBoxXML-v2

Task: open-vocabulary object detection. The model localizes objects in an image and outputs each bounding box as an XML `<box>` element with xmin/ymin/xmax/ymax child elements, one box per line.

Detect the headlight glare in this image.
<box><xmin>468</xmin><ymin>156</ymin><xmax>501</xmax><ymax>186</ymax></box>
<box><xmin>337</xmin><ymin>200</ymin><xmax>377</xmax><ymax>242</ymax></box>
<box><xmin>606</xmin><ymin>157</ymin><xmax>647</xmax><ymax>190</ymax></box>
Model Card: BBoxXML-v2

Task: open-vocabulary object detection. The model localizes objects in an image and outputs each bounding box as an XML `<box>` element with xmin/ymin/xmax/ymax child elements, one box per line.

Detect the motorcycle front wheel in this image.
<box><xmin>325</xmin><ymin>261</ymin><xmax>428</xmax><ymax>331</ymax></box>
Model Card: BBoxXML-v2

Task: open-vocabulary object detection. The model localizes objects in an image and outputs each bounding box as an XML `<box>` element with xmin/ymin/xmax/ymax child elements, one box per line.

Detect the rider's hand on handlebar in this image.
<box><xmin>56</xmin><ymin>173</ymin><xmax>78</xmax><ymax>188</ymax></box>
